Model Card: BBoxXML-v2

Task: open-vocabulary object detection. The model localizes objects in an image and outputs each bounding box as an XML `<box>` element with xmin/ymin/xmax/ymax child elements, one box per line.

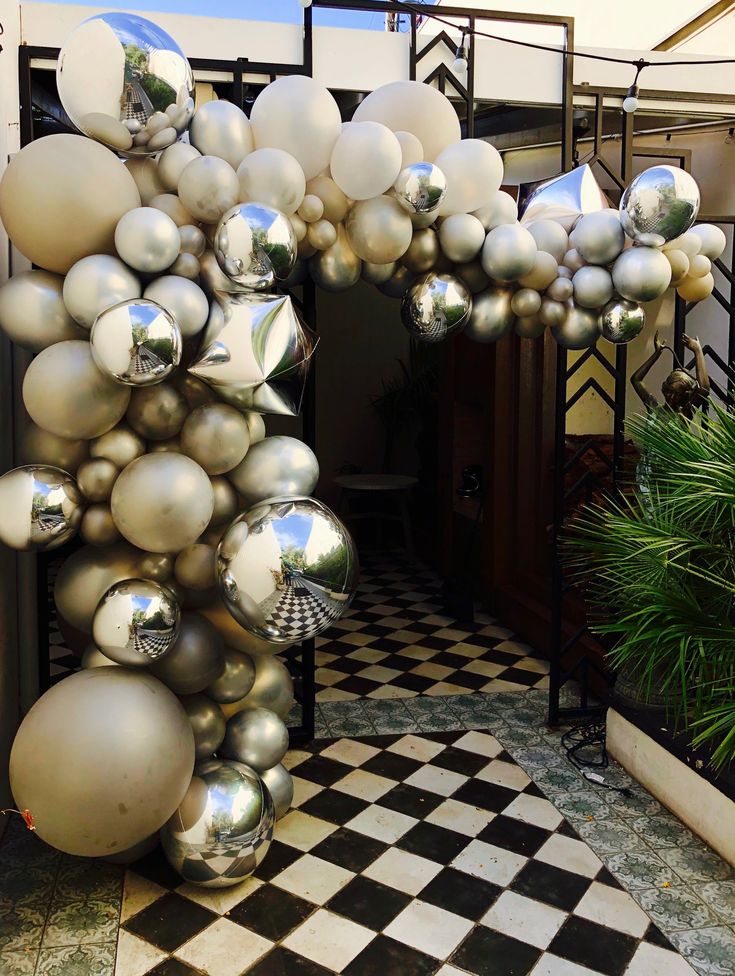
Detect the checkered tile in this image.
<box><xmin>118</xmin><ymin>730</ymin><xmax>695</xmax><ymax>976</ymax></box>
<box><xmin>261</xmin><ymin>577</ymin><xmax>344</xmax><ymax>642</ymax></box>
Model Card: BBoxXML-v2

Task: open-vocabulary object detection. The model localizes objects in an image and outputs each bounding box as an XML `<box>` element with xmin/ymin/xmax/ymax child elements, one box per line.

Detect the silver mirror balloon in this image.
<box><xmin>214</xmin><ymin>203</ymin><xmax>297</xmax><ymax>290</ymax></box>
<box><xmin>599</xmin><ymin>299</ymin><xmax>645</xmax><ymax>344</ymax></box>
<box><xmin>401</xmin><ymin>272</ymin><xmax>472</xmax><ymax>343</ymax></box>
<box><xmin>217</xmin><ymin>496</ymin><xmax>359</xmax><ymax>644</ymax></box>
<box><xmin>189</xmin><ymin>292</ymin><xmax>317</xmax><ymax>416</ymax></box>
<box><xmin>619</xmin><ymin>165</ymin><xmax>700</xmax><ymax>247</ymax></box>
<box><xmin>393</xmin><ymin>163</ymin><xmax>447</xmax><ymax>214</ymax></box>
<box><xmin>90</xmin><ymin>299</ymin><xmax>182</xmax><ymax>386</ymax></box>
<box><xmin>92</xmin><ymin>578</ymin><xmax>181</xmax><ymax>666</ymax></box>
<box><xmin>520</xmin><ymin>164</ymin><xmax>609</xmax><ymax>231</ymax></box>
<box><xmin>161</xmin><ymin>759</ymin><xmax>274</xmax><ymax>887</ymax></box>
<box><xmin>57</xmin><ymin>13</ymin><xmax>194</xmax><ymax>156</ymax></box>
<box><xmin>0</xmin><ymin>465</ymin><xmax>84</xmax><ymax>551</ymax></box>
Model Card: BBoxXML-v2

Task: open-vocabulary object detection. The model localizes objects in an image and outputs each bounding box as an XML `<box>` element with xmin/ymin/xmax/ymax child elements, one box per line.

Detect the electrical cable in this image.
<box><xmin>561</xmin><ymin>719</ymin><xmax>634</xmax><ymax>796</ymax></box>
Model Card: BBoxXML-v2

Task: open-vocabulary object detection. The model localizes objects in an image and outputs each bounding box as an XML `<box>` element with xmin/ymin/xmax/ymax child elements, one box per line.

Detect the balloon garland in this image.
<box><xmin>0</xmin><ymin>11</ymin><xmax>726</xmax><ymax>881</ymax></box>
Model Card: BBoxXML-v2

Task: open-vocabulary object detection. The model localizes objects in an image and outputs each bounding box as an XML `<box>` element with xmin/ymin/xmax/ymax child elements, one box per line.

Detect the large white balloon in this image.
<box><xmin>237</xmin><ymin>148</ymin><xmax>306</xmax><ymax>215</ymax></box>
<box><xmin>435</xmin><ymin>140</ymin><xmax>504</xmax><ymax>217</ymax></box>
<box><xmin>352</xmin><ymin>80</ymin><xmax>461</xmax><ymax>162</ymax></box>
<box><xmin>472</xmin><ymin>191</ymin><xmax>518</xmax><ymax>231</ymax></box>
<box><xmin>157</xmin><ymin>142</ymin><xmax>201</xmax><ymax>192</ymax></box>
<box><xmin>250</xmin><ymin>75</ymin><xmax>342</xmax><ymax>180</ymax></box>
<box><xmin>189</xmin><ymin>100</ymin><xmax>254</xmax><ymax>170</ymax></box>
<box><xmin>330</xmin><ymin>122</ymin><xmax>403</xmax><ymax>201</ymax></box>
<box><xmin>178</xmin><ymin>156</ymin><xmax>240</xmax><ymax>224</ymax></box>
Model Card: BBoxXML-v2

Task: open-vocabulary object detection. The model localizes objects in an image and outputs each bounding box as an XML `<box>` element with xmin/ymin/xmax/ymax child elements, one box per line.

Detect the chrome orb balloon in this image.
<box><xmin>217</xmin><ymin>496</ymin><xmax>358</xmax><ymax>644</ymax></box>
<box><xmin>620</xmin><ymin>165</ymin><xmax>700</xmax><ymax>246</ymax></box>
<box><xmin>214</xmin><ymin>203</ymin><xmax>297</xmax><ymax>290</ymax></box>
<box><xmin>57</xmin><ymin>12</ymin><xmax>194</xmax><ymax>157</ymax></box>
<box><xmin>90</xmin><ymin>299</ymin><xmax>182</xmax><ymax>386</ymax></box>
<box><xmin>393</xmin><ymin>163</ymin><xmax>447</xmax><ymax>214</ymax></box>
<box><xmin>180</xmin><ymin>694</ymin><xmax>226</xmax><ymax>760</ymax></box>
<box><xmin>464</xmin><ymin>287</ymin><xmax>514</xmax><ymax>344</ymax></box>
<box><xmin>228</xmin><ymin>435</ymin><xmax>319</xmax><ymax>507</ymax></box>
<box><xmin>0</xmin><ymin>465</ymin><xmax>84</xmax><ymax>551</ymax></box>
<box><xmin>401</xmin><ymin>272</ymin><xmax>472</xmax><ymax>343</ymax></box>
<box><xmin>221</xmin><ymin>707</ymin><xmax>289</xmax><ymax>772</ymax></box>
<box><xmin>520</xmin><ymin>163</ymin><xmax>609</xmax><ymax>231</ymax></box>
<box><xmin>599</xmin><ymin>299</ymin><xmax>645</xmax><ymax>344</ymax></box>
<box><xmin>611</xmin><ymin>247</ymin><xmax>672</xmax><ymax>303</ymax></box>
<box><xmin>552</xmin><ymin>303</ymin><xmax>600</xmax><ymax>350</ymax></box>
<box><xmin>92</xmin><ymin>578</ymin><xmax>180</xmax><ymax>666</ymax></box>
<box><xmin>260</xmin><ymin>763</ymin><xmax>294</xmax><ymax>820</ymax></box>
<box><xmin>161</xmin><ymin>759</ymin><xmax>274</xmax><ymax>887</ymax></box>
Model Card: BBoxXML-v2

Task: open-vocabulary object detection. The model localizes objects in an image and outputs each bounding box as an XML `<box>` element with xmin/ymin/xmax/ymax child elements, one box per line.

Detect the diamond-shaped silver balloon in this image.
<box><xmin>519</xmin><ymin>164</ymin><xmax>610</xmax><ymax>231</ymax></box>
<box><xmin>188</xmin><ymin>291</ymin><xmax>317</xmax><ymax>417</ymax></box>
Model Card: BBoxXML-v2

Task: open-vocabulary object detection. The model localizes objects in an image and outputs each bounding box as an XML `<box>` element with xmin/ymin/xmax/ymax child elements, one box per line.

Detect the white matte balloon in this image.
<box><xmin>250</xmin><ymin>75</ymin><xmax>342</xmax><ymax>181</ymax></box>
<box><xmin>237</xmin><ymin>148</ymin><xmax>306</xmax><ymax>215</ymax></box>
<box><xmin>395</xmin><ymin>130</ymin><xmax>424</xmax><ymax>168</ymax></box>
<box><xmin>63</xmin><ymin>255</ymin><xmax>141</xmax><ymax>329</ymax></box>
<box><xmin>115</xmin><ymin>208</ymin><xmax>180</xmax><ymax>274</ymax></box>
<box><xmin>178</xmin><ymin>156</ymin><xmax>240</xmax><ymax>224</ymax></box>
<box><xmin>144</xmin><ymin>276</ymin><xmax>209</xmax><ymax>338</ymax></box>
<box><xmin>472</xmin><ymin>191</ymin><xmax>518</xmax><ymax>231</ymax></box>
<box><xmin>665</xmin><ymin>249</ymin><xmax>690</xmax><ymax>286</ymax></box>
<box><xmin>189</xmin><ymin>100</ymin><xmax>254</xmax><ymax>170</ymax></box>
<box><xmin>305</xmin><ymin>176</ymin><xmax>349</xmax><ymax>224</ymax></box>
<box><xmin>435</xmin><ymin>139</ymin><xmax>504</xmax><ymax>216</ymax></box>
<box><xmin>525</xmin><ymin>220</ymin><xmax>569</xmax><ymax>263</ymax></box>
<box><xmin>664</xmin><ymin>232</ymin><xmax>702</xmax><ymax>258</ymax></box>
<box><xmin>518</xmin><ymin>251</ymin><xmax>558</xmax><ymax>291</ymax></box>
<box><xmin>678</xmin><ymin>272</ymin><xmax>715</xmax><ymax>302</ymax></box>
<box><xmin>0</xmin><ymin>270</ymin><xmax>86</xmax><ymax>352</ymax></box>
<box><xmin>481</xmin><ymin>224</ymin><xmax>537</xmax><ymax>283</ymax></box>
<box><xmin>158</xmin><ymin>142</ymin><xmax>201</xmax><ymax>192</ymax></box>
<box><xmin>345</xmin><ymin>195</ymin><xmax>413</xmax><ymax>264</ymax></box>
<box><xmin>439</xmin><ymin>214</ymin><xmax>485</xmax><ymax>263</ymax></box>
<box><xmin>330</xmin><ymin>122</ymin><xmax>403</xmax><ymax>201</ymax></box>
<box><xmin>688</xmin><ymin>254</ymin><xmax>712</xmax><ymax>279</ymax></box>
<box><xmin>690</xmin><ymin>224</ymin><xmax>727</xmax><ymax>261</ymax></box>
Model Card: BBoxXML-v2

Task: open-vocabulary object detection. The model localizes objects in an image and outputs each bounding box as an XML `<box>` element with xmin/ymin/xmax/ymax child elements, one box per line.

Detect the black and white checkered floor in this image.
<box><xmin>117</xmin><ymin>728</ymin><xmax>695</xmax><ymax>976</ymax></box>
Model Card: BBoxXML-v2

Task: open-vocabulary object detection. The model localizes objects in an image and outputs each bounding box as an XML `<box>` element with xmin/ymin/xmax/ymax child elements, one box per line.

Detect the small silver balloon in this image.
<box><xmin>205</xmin><ymin>646</ymin><xmax>256</xmax><ymax>704</ymax></box>
<box><xmin>260</xmin><ymin>763</ymin><xmax>294</xmax><ymax>820</ymax></box>
<box><xmin>221</xmin><ymin>706</ymin><xmax>289</xmax><ymax>772</ymax></box>
<box><xmin>611</xmin><ymin>247</ymin><xmax>672</xmax><ymax>302</ymax></box>
<box><xmin>217</xmin><ymin>496</ymin><xmax>358</xmax><ymax>644</ymax></box>
<box><xmin>378</xmin><ymin>265</ymin><xmax>416</xmax><ymax>299</ymax></box>
<box><xmin>393</xmin><ymin>163</ymin><xmax>447</xmax><ymax>214</ymax></box>
<box><xmin>308</xmin><ymin>224</ymin><xmax>362</xmax><ymax>292</ymax></box>
<box><xmin>0</xmin><ymin>465</ymin><xmax>84</xmax><ymax>551</ymax></box>
<box><xmin>228</xmin><ymin>435</ymin><xmax>319</xmax><ymax>507</ymax></box>
<box><xmin>510</xmin><ymin>288</ymin><xmax>541</xmax><ymax>319</ymax></box>
<box><xmin>481</xmin><ymin>224</ymin><xmax>538</xmax><ymax>283</ymax></box>
<box><xmin>620</xmin><ymin>165</ymin><xmax>700</xmax><ymax>246</ymax></box>
<box><xmin>214</xmin><ymin>203</ymin><xmax>297</xmax><ymax>290</ymax></box>
<box><xmin>552</xmin><ymin>303</ymin><xmax>600</xmax><ymax>350</ymax></box>
<box><xmin>92</xmin><ymin>578</ymin><xmax>181</xmax><ymax>666</ymax></box>
<box><xmin>114</xmin><ymin>207</ymin><xmax>181</xmax><ymax>275</ymax></box>
<box><xmin>547</xmin><ymin>277</ymin><xmax>574</xmax><ymax>303</ymax></box>
<box><xmin>401</xmin><ymin>272</ymin><xmax>472</xmax><ymax>343</ymax></box>
<box><xmin>161</xmin><ymin>759</ymin><xmax>274</xmax><ymax>887</ymax></box>
<box><xmin>515</xmin><ymin>314</ymin><xmax>546</xmax><ymax>339</ymax></box>
<box><xmin>180</xmin><ymin>693</ymin><xmax>226</xmax><ymax>760</ymax></box>
<box><xmin>574</xmin><ymin>211</ymin><xmax>625</xmax><ymax>266</ymax></box>
<box><xmin>362</xmin><ymin>261</ymin><xmax>396</xmax><ymax>285</ymax></box>
<box><xmin>151</xmin><ymin>611</ymin><xmax>225</xmax><ymax>695</ymax></box>
<box><xmin>572</xmin><ymin>266</ymin><xmax>614</xmax><ymax>309</ymax></box>
<box><xmin>539</xmin><ymin>298</ymin><xmax>567</xmax><ymax>328</ymax></box>
<box><xmin>90</xmin><ymin>299</ymin><xmax>182</xmax><ymax>386</ymax></box>
<box><xmin>234</xmin><ymin>654</ymin><xmax>294</xmax><ymax>720</ymax></box>
<box><xmin>599</xmin><ymin>299</ymin><xmax>645</xmax><ymax>344</ymax></box>
<box><xmin>464</xmin><ymin>287</ymin><xmax>514</xmax><ymax>344</ymax></box>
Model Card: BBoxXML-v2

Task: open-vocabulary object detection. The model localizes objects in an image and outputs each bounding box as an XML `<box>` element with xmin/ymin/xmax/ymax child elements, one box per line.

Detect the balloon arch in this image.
<box><xmin>0</xmin><ymin>12</ymin><xmax>725</xmax><ymax>881</ymax></box>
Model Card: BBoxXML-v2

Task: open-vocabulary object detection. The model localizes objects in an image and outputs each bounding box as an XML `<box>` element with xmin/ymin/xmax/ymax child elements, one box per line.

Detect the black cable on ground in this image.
<box><xmin>561</xmin><ymin>719</ymin><xmax>634</xmax><ymax>797</ymax></box>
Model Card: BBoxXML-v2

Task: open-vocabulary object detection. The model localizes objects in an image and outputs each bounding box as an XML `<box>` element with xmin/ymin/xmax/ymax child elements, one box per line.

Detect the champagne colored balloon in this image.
<box><xmin>111</xmin><ymin>453</ymin><xmax>214</xmax><ymax>554</ymax></box>
<box><xmin>346</xmin><ymin>195</ymin><xmax>413</xmax><ymax>264</ymax></box>
<box><xmin>298</xmin><ymin>238</ymin><xmax>316</xmax><ymax>260</ymax></box>
<box><xmin>556</xmin><ymin>265</ymin><xmax>573</xmax><ymax>280</ymax></box>
<box><xmin>401</xmin><ymin>229</ymin><xmax>439</xmax><ymax>273</ymax></box>
<box><xmin>209</xmin><ymin>476</ymin><xmax>238</xmax><ymax>527</ymax></box>
<box><xmin>455</xmin><ymin>259</ymin><xmax>489</xmax><ymax>295</ymax></box>
<box><xmin>0</xmin><ymin>465</ymin><xmax>84</xmax><ymax>551</ymax></box>
<box><xmin>352</xmin><ymin>80</ymin><xmax>461</xmax><ymax>163</ymax></box>
<box><xmin>307</xmin><ymin>219</ymin><xmax>338</xmax><ymax>251</ymax></box>
<box><xmin>574</xmin><ymin>211</ymin><xmax>625</xmax><ymax>266</ymax></box>
<box><xmin>664</xmin><ymin>231</ymin><xmax>701</xmax><ymax>257</ymax></box>
<box><xmin>472</xmin><ymin>191</ymin><xmax>518</xmax><ymax>231</ymax></box>
<box><xmin>150</xmin><ymin>611</ymin><xmax>225</xmax><ymax>694</ymax></box>
<box><xmin>688</xmin><ymin>254</ymin><xmax>712</xmax><ymax>279</ymax></box>
<box><xmin>290</xmin><ymin>213</ymin><xmax>307</xmax><ymax>243</ymax></box>
<box><xmin>562</xmin><ymin>248</ymin><xmax>586</xmax><ymax>273</ymax></box>
<box><xmin>23</xmin><ymin>340</ymin><xmax>131</xmax><ymax>440</ymax></box>
<box><xmin>547</xmin><ymin>277</ymin><xmax>574</xmax><ymax>303</ymax></box>
<box><xmin>63</xmin><ymin>255</ymin><xmax>141</xmax><ymax>330</ymax></box>
<box><xmin>435</xmin><ymin>139</ymin><xmax>503</xmax><ymax>217</ymax></box>
<box><xmin>539</xmin><ymin>298</ymin><xmax>567</xmax><ymax>328</ymax></box>
<box><xmin>54</xmin><ymin>542</ymin><xmax>148</xmax><ymax>632</ymax></box>
<box><xmin>525</xmin><ymin>220</ymin><xmax>568</xmax><ymax>263</ymax></box>
<box><xmin>77</xmin><ymin>458</ymin><xmax>119</xmax><ymax>502</ymax></box>
<box><xmin>175</xmin><ymin>544</ymin><xmax>216</xmax><ymax>591</ymax></box>
<box><xmin>0</xmin><ymin>134</ymin><xmax>141</xmax><ymax>275</ymax></box>
<box><xmin>306</xmin><ymin>175</ymin><xmax>349</xmax><ymax>224</ymax></box>
<box><xmin>158</xmin><ymin>142</ymin><xmax>201</xmax><ymax>192</ymax></box>
<box><xmin>199</xmin><ymin>598</ymin><xmax>289</xmax><ymax>658</ymax></box>
<box><xmin>481</xmin><ymin>224</ymin><xmax>537</xmax><ymax>283</ymax></box>
<box><xmin>309</xmin><ymin>224</ymin><xmax>362</xmax><ymax>291</ymax></box>
<box><xmin>552</xmin><ymin>303</ymin><xmax>600</xmax><ymax>350</ymax></box>
<box><xmin>82</xmin><ymin>643</ymin><xmax>119</xmax><ymax>668</ymax></box>
<box><xmin>518</xmin><ymin>251</ymin><xmax>558</xmax><ymax>291</ymax></box>
<box><xmin>237</xmin><ymin>148</ymin><xmax>306</xmax><ymax>215</ymax></box>
<box><xmin>150</xmin><ymin>193</ymin><xmax>195</xmax><ymax>228</ymax></box>
<box><xmin>515</xmin><ymin>314</ymin><xmax>546</xmax><ymax>339</ymax></box>
<box><xmin>231</xmin><ymin>655</ymin><xmax>294</xmax><ymax>720</ymax></box>
<box><xmin>144</xmin><ymin>276</ymin><xmax>209</xmax><ymax>338</ymax></box>
<box><xmin>221</xmin><ymin>706</ymin><xmax>289</xmax><ymax>772</ymax></box>
<box><xmin>180</xmin><ymin>693</ymin><xmax>226</xmax><ymax>760</ymax></box>
<box><xmin>205</xmin><ymin>646</ymin><xmax>256</xmax><ymax>704</ymax></box>
<box><xmin>511</xmin><ymin>288</ymin><xmax>542</xmax><ymax>318</ymax></box>
<box><xmin>170</xmin><ymin>253</ymin><xmax>200</xmax><ymax>280</ymax></box>
<box><xmin>612</xmin><ymin>247</ymin><xmax>672</xmax><ymax>302</ymax></box>
<box><xmin>104</xmin><ymin>833</ymin><xmax>159</xmax><ymax>865</ymax></box>
<box><xmin>125</xmin><ymin>157</ymin><xmax>164</xmax><ymax>205</ymax></box>
<box><xmin>9</xmin><ymin>669</ymin><xmax>194</xmax><ymax>856</ymax></box>
<box><xmin>330</xmin><ymin>122</ymin><xmax>402</xmax><ymax>200</ymax></box>
<box><xmin>179</xmin><ymin>225</ymin><xmax>207</xmax><ymax>257</ymax></box>
<box><xmin>244</xmin><ymin>412</ymin><xmax>265</xmax><ymax>445</ymax></box>
<box><xmin>677</xmin><ymin>272</ymin><xmax>715</xmax><ymax>302</ymax></box>
<box><xmin>439</xmin><ymin>214</ymin><xmax>485</xmax><ymax>263</ymax></box>
<box><xmin>572</xmin><ymin>266</ymin><xmax>613</xmax><ymax>309</ymax></box>
<box><xmin>250</xmin><ymin>75</ymin><xmax>342</xmax><ymax>180</ymax></box>
<box><xmin>190</xmin><ymin>100</ymin><xmax>254</xmax><ymax>170</ymax></box>
<box><xmin>378</xmin><ymin>265</ymin><xmax>416</xmax><ymax>299</ymax></box>
<box><xmin>140</xmin><ymin>551</ymin><xmax>175</xmax><ymax>584</ymax></box>
<box><xmin>260</xmin><ymin>763</ymin><xmax>294</xmax><ymax>820</ymax></box>
<box><xmin>690</xmin><ymin>223</ymin><xmax>727</xmax><ymax>261</ymax></box>
<box><xmin>464</xmin><ymin>287</ymin><xmax>515</xmax><ymax>344</ymax></box>
<box><xmin>199</xmin><ymin>250</ymin><xmax>246</xmax><ymax>296</ymax></box>
<box><xmin>362</xmin><ymin>261</ymin><xmax>397</xmax><ymax>285</ymax></box>
<box><xmin>80</xmin><ymin>503</ymin><xmax>121</xmax><ymax>547</ymax></box>
<box><xmin>115</xmin><ymin>207</ymin><xmax>180</xmax><ymax>274</ymax></box>
<box><xmin>90</xmin><ymin>424</ymin><xmax>145</xmax><ymax>469</ymax></box>
<box><xmin>127</xmin><ymin>382</ymin><xmax>188</xmax><ymax>440</ymax></box>
<box><xmin>0</xmin><ymin>271</ymin><xmax>85</xmax><ymax>352</ymax></box>
<box><xmin>665</xmin><ymin>249</ymin><xmax>690</xmax><ymax>286</ymax></box>
<box><xmin>148</xmin><ymin>437</ymin><xmax>181</xmax><ymax>454</ymax></box>
<box><xmin>298</xmin><ymin>194</ymin><xmax>324</xmax><ymax>223</ymax></box>
<box><xmin>181</xmin><ymin>403</ymin><xmax>250</xmax><ymax>475</ymax></box>
<box><xmin>227</xmin><ymin>434</ymin><xmax>318</xmax><ymax>505</ymax></box>
<box><xmin>178</xmin><ymin>156</ymin><xmax>240</xmax><ymax>224</ymax></box>
<box><xmin>20</xmin><ymin>423</ymin><xmax>88</xmax><ymax>474</ymax></box>
<box><xmin>395</xmin><ymin>130</ymin><xmax>424</xmax><ymax>168</ymax></box>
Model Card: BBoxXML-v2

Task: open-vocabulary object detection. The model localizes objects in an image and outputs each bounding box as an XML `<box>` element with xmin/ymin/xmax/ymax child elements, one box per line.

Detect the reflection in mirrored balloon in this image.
<box><xmin>401</xmin><ymin>272</ymin><xmax>472</xmax><ymax>343</ymax></box>
<box><xmin>0</xmin><ymin>465</ymin><xmax>84</xmax><ymax>551</ymax></box>
<box><xmin>90</xmin><ymin>299</ymin><xmax>182</xmax><ymax>386</ymax></box>
<box><xmin>214</xmin><ymin>203</ymin><xmax>297</xmax><ymax>291</ymax></box>
<box><xmin>92</xmin><ymin>577</ymin><xmax>180</xmax><ymax>666</ymax></box>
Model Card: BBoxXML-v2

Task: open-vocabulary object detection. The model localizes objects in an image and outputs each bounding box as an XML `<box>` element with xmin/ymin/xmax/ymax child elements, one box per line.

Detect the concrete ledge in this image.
<box><xmin>607</xmin><ymin>708</ymin><xmax>735</xmax><ymax>867</ymax></box>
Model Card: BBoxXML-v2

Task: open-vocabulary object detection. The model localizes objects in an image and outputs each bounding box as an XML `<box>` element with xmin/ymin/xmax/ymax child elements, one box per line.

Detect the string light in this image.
<box><xmin>298</xmin><ymin>0</ymin><xmax>312</xmax><ymax>8</ymax></box>
<box><xmin>452</xmin><ymin>29</ymin><xmax>469</xmax><ymax>77</ymax></box>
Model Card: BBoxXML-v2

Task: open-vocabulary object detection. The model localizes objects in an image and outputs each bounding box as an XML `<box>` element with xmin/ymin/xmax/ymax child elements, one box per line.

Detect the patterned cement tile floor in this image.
<box><xmin>2</xmin><ymin>691</ymin><xmax>734</xmax><ymax>976</ymax></box>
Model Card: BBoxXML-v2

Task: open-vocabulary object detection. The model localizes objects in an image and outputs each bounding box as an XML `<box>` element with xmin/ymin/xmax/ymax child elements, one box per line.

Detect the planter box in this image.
<box><xmin>607</xmin><ymin>709</ymin><xmax>735</xmax><ymax>867</ymax></box>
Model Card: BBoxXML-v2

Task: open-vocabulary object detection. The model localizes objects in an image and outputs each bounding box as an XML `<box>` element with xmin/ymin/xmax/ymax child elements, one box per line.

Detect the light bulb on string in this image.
<box><xmin>298</xmin><ymin>0</ymin><xmax>312</xmax><ymax>8</ymax></box>
<box><xmin>623</xmin><ymin>85</ymin><xmax>639</xmax><ymax>114</ymax></box>
<box><xmin>452</xmin><ymin>30</ymin><xmax>469</xmax><ymax>77</ymax></box>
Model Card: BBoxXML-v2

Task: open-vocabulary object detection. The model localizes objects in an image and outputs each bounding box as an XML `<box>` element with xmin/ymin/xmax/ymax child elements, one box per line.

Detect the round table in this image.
<box><xmin>334</xmin><ymin>474</ymin><xmax>418</xmax><ymax>557</ymax></box>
